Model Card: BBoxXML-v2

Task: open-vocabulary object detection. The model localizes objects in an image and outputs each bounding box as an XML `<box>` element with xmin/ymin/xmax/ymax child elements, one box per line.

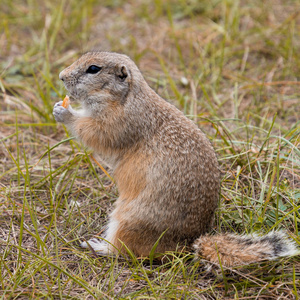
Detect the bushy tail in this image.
<box><xmin>193</xmin><ymin>231</ymin><xmax>299</xmax><ymax>267</ymax></box>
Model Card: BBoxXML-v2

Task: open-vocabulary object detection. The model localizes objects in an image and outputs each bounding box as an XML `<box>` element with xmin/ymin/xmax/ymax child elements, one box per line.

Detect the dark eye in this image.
<box><xmin>86</xmin><ymin>65</ymin><xmax>102</xmax><ymax>74</ymax></box>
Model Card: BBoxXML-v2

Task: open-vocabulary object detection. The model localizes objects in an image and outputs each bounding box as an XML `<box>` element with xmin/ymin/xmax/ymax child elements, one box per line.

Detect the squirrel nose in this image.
<box><xmin>59</xmin><ymin>70</ymin><xmax>65</xmax><ymax>81</ymax></box>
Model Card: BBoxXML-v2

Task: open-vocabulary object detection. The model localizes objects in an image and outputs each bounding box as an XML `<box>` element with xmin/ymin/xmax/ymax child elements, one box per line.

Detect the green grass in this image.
<box><xmin>1</xmin><ymin>0</ymin><xmax>300</xmax><ymax>298</ymax></box>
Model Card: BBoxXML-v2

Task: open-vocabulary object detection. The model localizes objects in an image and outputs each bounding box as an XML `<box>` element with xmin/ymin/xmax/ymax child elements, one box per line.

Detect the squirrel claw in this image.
<box><xmin>54</xmin><ymin>101</ymin><xmax>63</xmax><ymax>108</ymax></box>
<box><xmin>80</xmin><ymin>238</ymin><xmax>111</xmax><ymax>255</ymax></box>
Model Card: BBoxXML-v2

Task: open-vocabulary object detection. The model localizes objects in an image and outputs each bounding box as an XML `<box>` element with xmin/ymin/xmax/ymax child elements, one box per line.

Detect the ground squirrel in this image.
<box><xmin>53</xmin><ymin>51</ymin><xmax>299</xmax><ymax>267</ymax></box>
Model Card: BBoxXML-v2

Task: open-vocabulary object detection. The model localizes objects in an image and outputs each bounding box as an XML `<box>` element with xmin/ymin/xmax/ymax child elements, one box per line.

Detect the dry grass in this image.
<box><xmin>0</xmin><ymin>0</ymin><xmax>300</xmax><ymax>298</ymax></box>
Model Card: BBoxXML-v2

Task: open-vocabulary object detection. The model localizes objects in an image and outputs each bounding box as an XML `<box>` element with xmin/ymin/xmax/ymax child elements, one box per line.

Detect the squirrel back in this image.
<box><xmin>54</xmin><ymin>51</ymin><xmax>299</xmax><ymax>267</ymax></box>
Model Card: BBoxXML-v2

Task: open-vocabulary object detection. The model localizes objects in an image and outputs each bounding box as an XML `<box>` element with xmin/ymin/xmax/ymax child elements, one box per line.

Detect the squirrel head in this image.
<box><xmin>59</xmin><ymin>51</ymin><xmax>143</xmax><ymax>113</ymax></box>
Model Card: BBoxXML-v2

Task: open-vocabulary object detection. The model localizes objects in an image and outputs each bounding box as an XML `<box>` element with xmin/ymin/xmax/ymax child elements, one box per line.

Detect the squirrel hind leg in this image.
<box><xmin>193</xmin><ymin>231</ymin><xmax>299</xmax><ymax>268</ymax></box>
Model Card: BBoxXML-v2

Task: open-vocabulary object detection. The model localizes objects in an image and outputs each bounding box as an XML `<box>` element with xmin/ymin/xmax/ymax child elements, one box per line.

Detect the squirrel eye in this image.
<box><xmin>86</xmin><ymin>65</ymin><xmax>102</xmax><ymax>74</ymax></box>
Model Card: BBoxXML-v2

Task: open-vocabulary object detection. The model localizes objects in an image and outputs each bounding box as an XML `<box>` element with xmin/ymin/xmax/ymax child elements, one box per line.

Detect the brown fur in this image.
<box><xmin>194</xmin><ymin>235</ymin><xmax>266</xmax><ymax>267</ymax></box>
<box><xmin>54</xmin><ymin>51</ymin><xmax>298</xmax><ymax>267</ymax></box>
<box><xmin>114</xmin><ymin>150</ymin><xmax>148</xmax><ymax>202</ymax></box>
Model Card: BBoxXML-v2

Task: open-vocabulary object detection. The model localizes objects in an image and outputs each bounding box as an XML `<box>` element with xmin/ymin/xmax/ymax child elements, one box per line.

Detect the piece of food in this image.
<box><xmin>62</xmin><ymin>95</ymin><xmax>70</xmax><ymax>108</ymax></box>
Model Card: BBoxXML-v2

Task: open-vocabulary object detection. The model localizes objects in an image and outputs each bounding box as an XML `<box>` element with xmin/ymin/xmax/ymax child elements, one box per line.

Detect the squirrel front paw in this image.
<box><xmin>53</xmin><ymin>101</ymin><xmax>73</xmax><ymax>123</ymax></box>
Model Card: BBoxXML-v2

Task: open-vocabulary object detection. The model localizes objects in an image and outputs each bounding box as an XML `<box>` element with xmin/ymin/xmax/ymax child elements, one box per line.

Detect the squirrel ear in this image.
<box><xmin>116</xmin><ymin>65</ymin><xmax>128</xmax><ymax>81</ymax></box>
